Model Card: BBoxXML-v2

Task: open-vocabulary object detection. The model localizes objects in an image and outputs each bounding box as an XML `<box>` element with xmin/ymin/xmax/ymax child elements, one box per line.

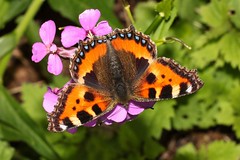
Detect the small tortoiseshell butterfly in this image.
<box><xmin>48</xmin><ymin>25</ymin><xmax>203</xmax><ymax>132</ymax></box>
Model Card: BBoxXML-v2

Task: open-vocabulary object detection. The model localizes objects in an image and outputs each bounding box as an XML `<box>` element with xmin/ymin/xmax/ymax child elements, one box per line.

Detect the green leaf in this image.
<box><xmin>139</xmin><ymin>100</ymin><xmax>175</xmax><ymax>138</ymax></box>
<box><xmin>156</xmin><ymin>0</ymin><xmax>173</xmax><ymax>19</ymax></box>
<box><xmin>25</xmin><ymin>20</ymin><xmax>41</xmax><ymax>45</ymax></box>
<box><xmin>198</xmin><ymin>0</ymin><xmax>229</xmax><ymax>28</ymax></box>
<box><xmin>174</xmin><ymin>143</ymin><xmax>197</xmax><ymax>160</ymax></box>
<box><xmin>21</xmin><ymin>83</ymin><xmax>47</xmax><ymax>125</ymax></box>
<box><xmin>173</xmin><ymin>102</ymin><xmax>200</xmax><ymax>130</ymax></box>
<box><xmin>0</xmin><ymin>0</ymin><xmax>31</xmax><ymax>29</ymax></box>
<box><xmin>0</xmin><ymin>33</ymin><xmax>17</xmax><ymax>59</ymax></box>
<box><xmin>153</xmin><ymin>0</ymin><xmax>177</xmax><ymax>39</ymax></box>
<box><xmin>47</xmin><ymin>0</ymin><xmax>121</xmax><ymax>28</ymax></box>
<box><xmin>177</xmin><ymin>0</ymin><xmax>202</xmax><ymax>21</ymax></box>
<box><xmin>215</xmin><ymin>100</ymin><xmax>234</xmax><ymax>125</ymax></box>
<box><xmin>190</xmin><ymin>43</ymin><xmax>219</xmax><ymax>69</ymax></box>
<box><xmin>118</xmin><ymin>125</ymin><xmax>141</xmax><ymax>152</ymax></box>
<box><xmin>233</xmin><ymin>117</ymin><xmax>240</xmax><ymax>139</ymax></box>
<box><xmin>0</xmin><ymin>141</ymin><xmax>14</xmax><ymax>160</ymax></box>
<box><xmin>0</xmin><ymin>85</ymin><xmax>59</xmax><ymax>159</ymax></box>
<box><xmin>143</xmin><ymin>138</ymin><xmax>165</xmax><ymax>159</ymax></box>
<box><xmin>51</xmin><ymin>74</ymin><xmax>70</xmax><ymax>87</ymax></box>
<box><xmin>219</xmin><ymin>30</ymin><xmax>240</xmax><ymax>70</ymax></box>
<box><xmin>199</xmin><ymin>140</ymin><xmax>240</xmax><ymax>160</ymax></box>
<box><xmin>0</xmin><ymin>34</ymin><xmax>16</xmax><ymax>82</ymax></box>
<box><xmin>228</xmin><ymin>0</ymin><xmax>240</xmax><ymax>30</ymax></box>
<box><xmin>134</xmin><ymin>1</ymin><xmax>158</xmax><ymax>31</ymax></box>
<box><xmin>230</xmin><ymin>85</ymin><xmax>240</xmax><ymax>138</ymax></box>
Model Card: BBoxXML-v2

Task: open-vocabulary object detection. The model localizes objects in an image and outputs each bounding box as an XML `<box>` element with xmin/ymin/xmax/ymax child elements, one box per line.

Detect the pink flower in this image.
<box><xmin>81</xmin><ymin>101</ymin><xmax>156</xmax><ymax>127</ymax></box>
<box><xmin>61</xmin><ymin>9</ymin><xmax>112</xmax><ymax>48</ymax></box>
<box><xmin>43</xmin><ymin>87</ymin><xmax>59</xmax><ymax>113</ymax></box>
<box><xmin>32</xmin><ymin>20</ymin><xmax>76</xmax><ymax>75</ymax></box>
<box><xmin>100</xmin><ymin>101</ymin><xmax>155</xmax><ymax>126</ymax></box>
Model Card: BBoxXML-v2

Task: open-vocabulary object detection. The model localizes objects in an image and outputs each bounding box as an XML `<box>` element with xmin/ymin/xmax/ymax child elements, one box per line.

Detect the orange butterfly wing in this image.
<box><xmin>47</xmin><ymin>84</ymin><xmax>113</xmax><ymax>132</ymax></box>
<box><xmin>133</xmin><ymin>57</ymin><xmax>203</xmax><ymax>101</ymax></box>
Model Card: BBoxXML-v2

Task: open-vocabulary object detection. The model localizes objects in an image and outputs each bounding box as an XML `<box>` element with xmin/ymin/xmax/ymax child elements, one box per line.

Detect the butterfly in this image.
<box><xmin>47</xmin><ymin>25</ymin><xmax>203</xmax><ymax>132</ymax></box>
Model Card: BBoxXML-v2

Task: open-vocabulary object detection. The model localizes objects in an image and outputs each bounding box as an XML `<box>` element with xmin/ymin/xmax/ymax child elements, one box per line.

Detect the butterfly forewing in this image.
<box><xmin>133</xmin><ymin>57</ymin><xmax>203</xmax><ymax>101</ymax></box>
<box><xmin>47</xmin><ymin>84</ymin><xmax>112</xmax><ymax>132</ymax></box>
<box><xmin>70</xmin><ymin>38</ymin><xmax>108</xmax><ymax>84</ymax></box>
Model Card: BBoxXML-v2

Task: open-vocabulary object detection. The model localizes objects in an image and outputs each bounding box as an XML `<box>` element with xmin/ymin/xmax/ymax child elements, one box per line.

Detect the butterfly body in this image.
<box><xmin>47</xmin><ymin>25</ymin><xmax>203</xmax><ymax>132</ymax></box>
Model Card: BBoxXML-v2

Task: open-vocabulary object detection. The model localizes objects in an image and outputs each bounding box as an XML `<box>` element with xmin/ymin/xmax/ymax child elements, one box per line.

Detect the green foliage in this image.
<box><xmin>1</xmin><ymin>0</ymin><xmax>240</xmax><ymax>159</ymax></box>
<box><xmin>175</xmin><ymin>141</ymin><xmax>240</xmax><ymax>160</ymax></box>
<box><xmin>0</xmin><ymin>141</ymin><xmax>14</xmax><ymax>160</ymax></box>
<box><xmin>0</xmin><ymin>85</ymin><xmax>59</xmax><ymax>159</ymax></box>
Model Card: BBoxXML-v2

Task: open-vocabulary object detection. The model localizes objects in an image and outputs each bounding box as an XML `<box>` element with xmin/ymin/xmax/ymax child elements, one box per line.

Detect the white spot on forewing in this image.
<box><xmin>70</xmin><ymin>117</ymin><xmax>82</xmax><ymax>126</ymax></box>
<box><xmin>172</xmin><ymin>85</ymin><xmax>180</xmax><ymax>98</ymax></box>
<box><xmin>59</xmin><ymin>124</ymin><xmax>68</xmax><ymax>131</ymax></box>
<box><xmin>186</xmin><ymin>85</ymin><xmax>193</xmax><ymax>93</ymax></box>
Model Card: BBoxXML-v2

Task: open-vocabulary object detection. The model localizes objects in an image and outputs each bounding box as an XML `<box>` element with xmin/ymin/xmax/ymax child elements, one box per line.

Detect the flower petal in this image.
<box><xmin>79</xmin><ymin>9</ymin><xmax>100</xmax><ymax>31</ymax></box>
<box><xmin>43</xmin><ymin>87</ymin><xmax>58</xmax><ymax>113</ymax></box>
<box><xmin>31</xmin><ymin>42</ymin><xmax>48</xmax><ymax>63</ymax></box>
<box><xmin>106</xmin><ymin>105</ymin><xmax>127</xmax><ymax>122</ymax></box>
<box><xmin>61</xmin><ymin>26</ymin><xmax>86</xmax><ymax>48</ymax></box>
<box><xmin>127</xmin><ymin>102</ymin><xmax>145</xmax><ymax>115</ymax></box>
<box><xmin>40</xmin><ymin>20</ymin><xmax>56</xmax><ymax>45</ymax></box>
<box><xmin>84</xmin><ymin>120</ymin><xmax>97</xmax><ymax>127</ymax></box>
<box><xmin>92</xmin><ymin>21</ymin><xmax>112</xmax><ymax>36</ymax></box>
<box><xmin>47</xmin><ymin>54</ymin><xmax>63</xmax><ymax>75</ymax></box>
<box><xmin>67</xmin><ymin>128</ymin><xmax>78</xmax><ymax>134</ymax></box>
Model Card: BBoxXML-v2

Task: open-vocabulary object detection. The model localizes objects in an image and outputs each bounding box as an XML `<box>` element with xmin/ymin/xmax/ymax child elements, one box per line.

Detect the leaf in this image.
<box><xmin>156</xmin><ymin>0</ymin><xmax>173</xmax><ymax>19</ymax></box>
<box><xmin>215</xmin><ymin>100</ymin><xmax>234</xmax><ymax>125</ymax></box>
<box><xmin>0</xmin><ymin>0</ymin><xmax>31</xmax><ymax>29</ymax></box>
<box><xmin>0</xmin><ymin>141</ymin><xmax>14</xmax><ymax>160</ymax></box>
<box><xmin>0</xmin><ymin>33</ymin><xmax>17</xmax><ymax>82</ymax></box>
<box><xmin>219</xmin><ymin>30</ymin><xmax>240</xmax><ymax>70</ymax></box>
<box><xmin>174</xmin><ymin>143</ymin><xmax>197</xmax><ymax>160</ymax></box>
<box><xmin>25</xmin><ymin>20</ymin><xmax>41</xmax><ymax>45</ymax></box>
<box><xmin>229</xmin><ymin>85</ymin><xmax>240</xmax><ymax>138</ymax></box>
<box><xmin>198</xmin><ymin>0</ymin><xmax>229</xmax><ymax>28</ymax></box>
<box><xmin>21</xmin><ymin>83</ymin><xmax>47</xmax><ymax>125</ymax></box>
<box><xmin>177</xmin><ymin>0</ymin><xmax>202</xmax><ymax>21</ymax></box>
<box><xmin>228</xmin><ymin>0</ymin><xmax>240</xmax><ymax>30</ymax></box>
<box><xmin>153</xmin><ymin>0</ymin><xmax>177</xmax><ymax>39</ymax></box>
<box><xmin>134</xmin><ymin>1</ymin><xmax>158</xmax><ymax>31</ymax></box>
<box><xmin>138</xmin><ymin>100</ymin><xmax>175</xmax><ymax>138</ymax></box>
<box><xmin>143</xmin><ymin>138</ymin><xmax>165</xmax><ymax>159</ymax></box>
<box><xmin>233</xmin><ymin>117</ymin><xmax>240</xmax><ymax>139</ymax></box>
<box><xmin>51</xmin><ymin>74</ymin><xmax>70</xmax><ymax>87</ymax></box>
<box><xmin>173</xmin><ymin>102</ymin><xmax>200</xmax><ymax>130</ymax></box>
<box><xmin>0</xmin><ymin>33</ymin><xmax>17</xmax><ymax>59</ymax></box>
<box><xmin>0</xmin><ymin>85</ymin><xmax>59</xmax><ymax>159</ymax></box>
<box><xmin>118</xmin><ymin>125</ymin><xmax>141</xmax><ymax>152</ymax></box>
<box><xmin>199</xmin><ymin>140</ymin><xmax>240</xmax><ymax>160</ymax></box>
<box><xmin>47</xmin><ymin>0</ymin><xmax>121</xmax><ymax>28</ymax></box>
<box><xmin>190</xmin><ymin>43</ymin><xmax>219</xmax><ymax>69</ymax></box>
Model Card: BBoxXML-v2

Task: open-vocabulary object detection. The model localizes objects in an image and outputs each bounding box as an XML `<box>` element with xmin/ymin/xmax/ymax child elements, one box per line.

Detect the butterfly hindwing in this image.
<box><xmin>47</xmin><ymin>84</ymin><xmax>113</xmax><ymax>132</ymax></box>
<box><xmin>133</xmin><ymin>57</ymin><xmax>203</xmax><ymax>101</ymax></box>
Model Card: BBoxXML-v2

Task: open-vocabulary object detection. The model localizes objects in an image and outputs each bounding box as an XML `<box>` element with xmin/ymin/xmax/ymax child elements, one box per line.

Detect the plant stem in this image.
<box><xmin>15</xmin><ymin>0</ymin><xmax>44</xmax><ymax>41</ymax></box>
<box><xmin>144</xmin><ymin>14</ymin><xmax>163</xmax><ymax>35</ymax></box>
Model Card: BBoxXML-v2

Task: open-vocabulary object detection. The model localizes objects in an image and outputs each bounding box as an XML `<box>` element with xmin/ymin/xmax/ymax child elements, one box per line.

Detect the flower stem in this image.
<box><xmin>155</xmin><ymin>37</ymin><xmax>192</xmax><ymax>50</ymax></box>
<box><xmin>144</xmin><ymin>14</ymin><xmax>163</xmax><ymax>35</ymax></box>
<box><xmin>14</xmin><ymin>0</ymin><xmax>44</xmax><ymax>41</ymax></box>
<box><xmin>122</xmin><ymin>0</ymin><xmax>135</xmax><ymax>25</ymax></box>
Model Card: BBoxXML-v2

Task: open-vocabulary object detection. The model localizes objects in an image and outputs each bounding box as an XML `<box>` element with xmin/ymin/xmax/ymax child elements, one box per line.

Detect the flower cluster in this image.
<box><xmin>33</xmin><ymin>9</ymin><xmax>155</xmax><ymax>133</ymax></box>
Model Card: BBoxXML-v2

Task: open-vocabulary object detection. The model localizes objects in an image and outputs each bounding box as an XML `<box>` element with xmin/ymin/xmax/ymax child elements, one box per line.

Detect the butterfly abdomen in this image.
<box><xmin>107</xmin><ymin>41</ymin><xmax>130</xmax><ymax>104</ymax></box>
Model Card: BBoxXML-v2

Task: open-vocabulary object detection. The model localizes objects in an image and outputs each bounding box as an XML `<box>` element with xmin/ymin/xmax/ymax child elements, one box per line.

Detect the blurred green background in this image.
<box><xmin>0</xmin><ymin>0</ymin><xmax>240</xmax><ymax>159</ymax></box>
